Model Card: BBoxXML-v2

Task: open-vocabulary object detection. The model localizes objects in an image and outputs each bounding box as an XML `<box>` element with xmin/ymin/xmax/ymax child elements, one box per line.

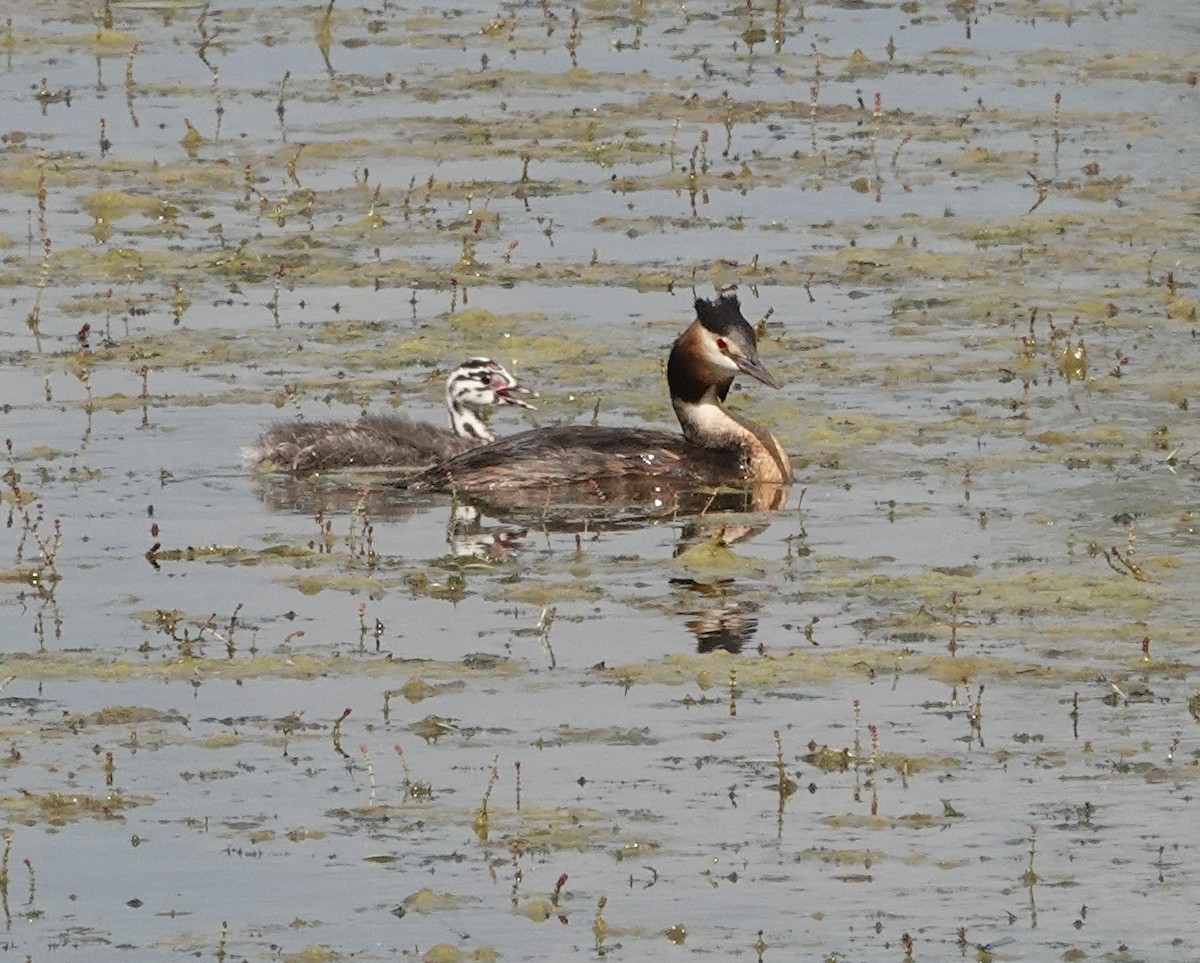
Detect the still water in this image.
<box><xmin>1</xmin><ymin>1</ymin><xmax>1198</xmax><ymax>960</ymax></box>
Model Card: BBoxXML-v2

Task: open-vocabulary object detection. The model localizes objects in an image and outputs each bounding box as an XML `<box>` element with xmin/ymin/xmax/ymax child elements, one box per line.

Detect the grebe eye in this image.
<box><xmin>715</xmin><ymin>337</ymin><xmax>728</xmax><ymax>352</ymax></box>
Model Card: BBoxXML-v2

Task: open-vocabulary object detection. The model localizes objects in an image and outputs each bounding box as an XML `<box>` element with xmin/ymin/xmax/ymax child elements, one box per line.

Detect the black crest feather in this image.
<box><xmin>694</xmin><ymin>294</ymin><xmax>749</xmax><ymax>336</ymax></box>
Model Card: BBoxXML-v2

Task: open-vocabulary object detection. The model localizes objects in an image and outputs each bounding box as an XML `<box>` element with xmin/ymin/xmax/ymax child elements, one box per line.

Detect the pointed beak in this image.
<box><xmin>734</xmin><ymin>354</ymin><xmax>781</xmax><ymax>390</ymax></box>
<box><xmin>493</xmin><ymin>376</ymin><xmax>538</xmax><ymax>410</ymax></box>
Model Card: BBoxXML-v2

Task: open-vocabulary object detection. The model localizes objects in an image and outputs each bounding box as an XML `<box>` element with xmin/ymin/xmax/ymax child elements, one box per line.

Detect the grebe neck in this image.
<box><xmin>447</xmin><ymin>395</ymin><xmax>498</xmax><ymax>442</ymax></box>
<box><xmin>666</xmin><ymin>314</ymin><xmax>792</xmax><ymax>483</ymax></box>
<box><xmin>670</xmin><ymin>383</ymin><xmax>741</xmax><ymax>449</ymax></box>
<box><xmin>670</xmin><ymin>383</ymin><xmax>791</xmax><ymax>482</ymax></box>
<box><xmin>667</xmin><ymin>319</ymin><xmax>741</xmax><ymax>448</ymax></box>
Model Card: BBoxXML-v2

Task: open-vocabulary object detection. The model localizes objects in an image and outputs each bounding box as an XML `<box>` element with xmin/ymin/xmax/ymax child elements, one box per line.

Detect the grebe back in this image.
<box><xmin>244</xmin><ymin>358</ymin><xmax>535</xmax><ymax>473</ymax></box>
<box><xmin>403</xmin><ymin>295</ymin><xmax>791</xmax><ymax>495</ymax></box>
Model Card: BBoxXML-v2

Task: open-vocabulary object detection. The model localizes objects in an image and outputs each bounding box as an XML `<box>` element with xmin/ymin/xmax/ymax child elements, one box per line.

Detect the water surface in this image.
<box><xmin>1</xmin><ymin>1</ymin><xmax>1199</xmax><ymax>960</ymax></box>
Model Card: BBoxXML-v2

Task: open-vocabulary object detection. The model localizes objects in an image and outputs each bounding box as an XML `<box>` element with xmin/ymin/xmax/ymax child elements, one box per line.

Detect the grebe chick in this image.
<box><xmin>403</xmin><ymin>295</ymin><xmax>792</xmax><ymax>495</ymax></box>
<box><xmin>245</xmin><ymin>358</ymin><xmax>536</xmax><ymax>473</ymax></box>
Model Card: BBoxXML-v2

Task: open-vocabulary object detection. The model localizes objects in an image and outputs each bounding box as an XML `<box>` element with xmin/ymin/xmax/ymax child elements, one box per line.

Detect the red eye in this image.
<box><xmin>716</xmin><ymin>337</ymin><xmax>727</xmax><ymax>352</ymax></box>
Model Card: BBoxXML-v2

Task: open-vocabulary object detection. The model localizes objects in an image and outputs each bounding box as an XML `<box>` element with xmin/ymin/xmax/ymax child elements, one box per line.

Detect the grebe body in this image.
<box><xmin>245</xmin><ymin>358</ymin><xmax>535</xmax><ymax>473</ymax></box>
<box><xmin>404</xmin><ymin>296</ymin><xmax>791</xmax><ymax>496</ymax></box>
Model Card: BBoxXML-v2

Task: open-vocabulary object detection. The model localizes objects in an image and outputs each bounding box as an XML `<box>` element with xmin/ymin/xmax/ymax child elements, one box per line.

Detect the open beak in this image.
<box><xmin>494</xmin><ymin>376</ymin><xmax>538</xmax><ymax>410</ymax></box>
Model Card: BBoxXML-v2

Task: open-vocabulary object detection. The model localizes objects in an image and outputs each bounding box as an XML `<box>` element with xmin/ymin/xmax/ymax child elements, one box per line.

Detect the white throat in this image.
<box><xmin>448</xmin><ymin>400</ymin><xmax>497</xmax><ymax>442</ymax></box>
<box><xmin>671</xmin><ymin>386</ymin><xmax>743</xmax><ymax>448</ymax></box>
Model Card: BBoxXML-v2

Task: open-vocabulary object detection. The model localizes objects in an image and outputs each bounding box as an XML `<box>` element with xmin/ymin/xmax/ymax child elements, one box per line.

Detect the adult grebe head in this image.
<box><xmin>666</xmin><ymin>296</ymin><xmax>788</xmax><ymax>483</ymax></box>
<box><xmin>677</xmin><ymin>294</ymin><xmax>780</xmax><ymax>396</ymax></box>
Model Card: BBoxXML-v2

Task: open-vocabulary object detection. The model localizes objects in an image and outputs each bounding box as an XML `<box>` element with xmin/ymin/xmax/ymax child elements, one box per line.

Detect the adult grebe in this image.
<box><xmin>244</xmin><ymin>358</ymin><xmax>536</xmax><ymax>473</ymax></box>
<box><xmin>403</xmin><ymin>295</ymin><xmax>792</xmax><ymax>496</ymax></box>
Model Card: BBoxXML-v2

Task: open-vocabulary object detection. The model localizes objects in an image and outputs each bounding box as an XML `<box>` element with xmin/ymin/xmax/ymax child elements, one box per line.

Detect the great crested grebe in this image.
<box><xmin>403</xmin><ymin>295</ymin><xmax>792</xmax><ymax>496</ymax></box>
<box><xmin>245</xmin><ymin>358</ymin><xmax>536</xmax><ymax>473</ymax></box>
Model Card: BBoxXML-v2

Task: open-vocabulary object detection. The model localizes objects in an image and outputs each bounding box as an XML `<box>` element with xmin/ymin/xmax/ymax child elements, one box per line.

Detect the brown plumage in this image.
<box><xmin>403</xmin><ymin>295</ymin><xmax>791</xmax><ymax>496</ymax></box>
<box><xmin>244</xmin><ymin>358</ymin><xmax>535</xmax><ymax>474</ymax></box>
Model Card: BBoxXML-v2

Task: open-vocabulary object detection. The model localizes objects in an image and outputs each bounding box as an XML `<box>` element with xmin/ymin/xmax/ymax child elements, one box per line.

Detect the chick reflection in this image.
<box><xmin>673</xmin><ymin>578</ymin><xmax>760</xmax><ymax>654</ymax></box>
<box><xmin>447</xmin><ymin>505</ymin><xmax>527</xmax><ymax>561</ymax></box>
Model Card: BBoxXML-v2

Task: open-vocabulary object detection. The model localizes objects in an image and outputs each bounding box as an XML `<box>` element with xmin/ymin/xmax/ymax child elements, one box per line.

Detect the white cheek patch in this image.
<box><xmin>697</xmin><ymin>334</ymin><xmax>740</xmax><ymax>376</ymax></box>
